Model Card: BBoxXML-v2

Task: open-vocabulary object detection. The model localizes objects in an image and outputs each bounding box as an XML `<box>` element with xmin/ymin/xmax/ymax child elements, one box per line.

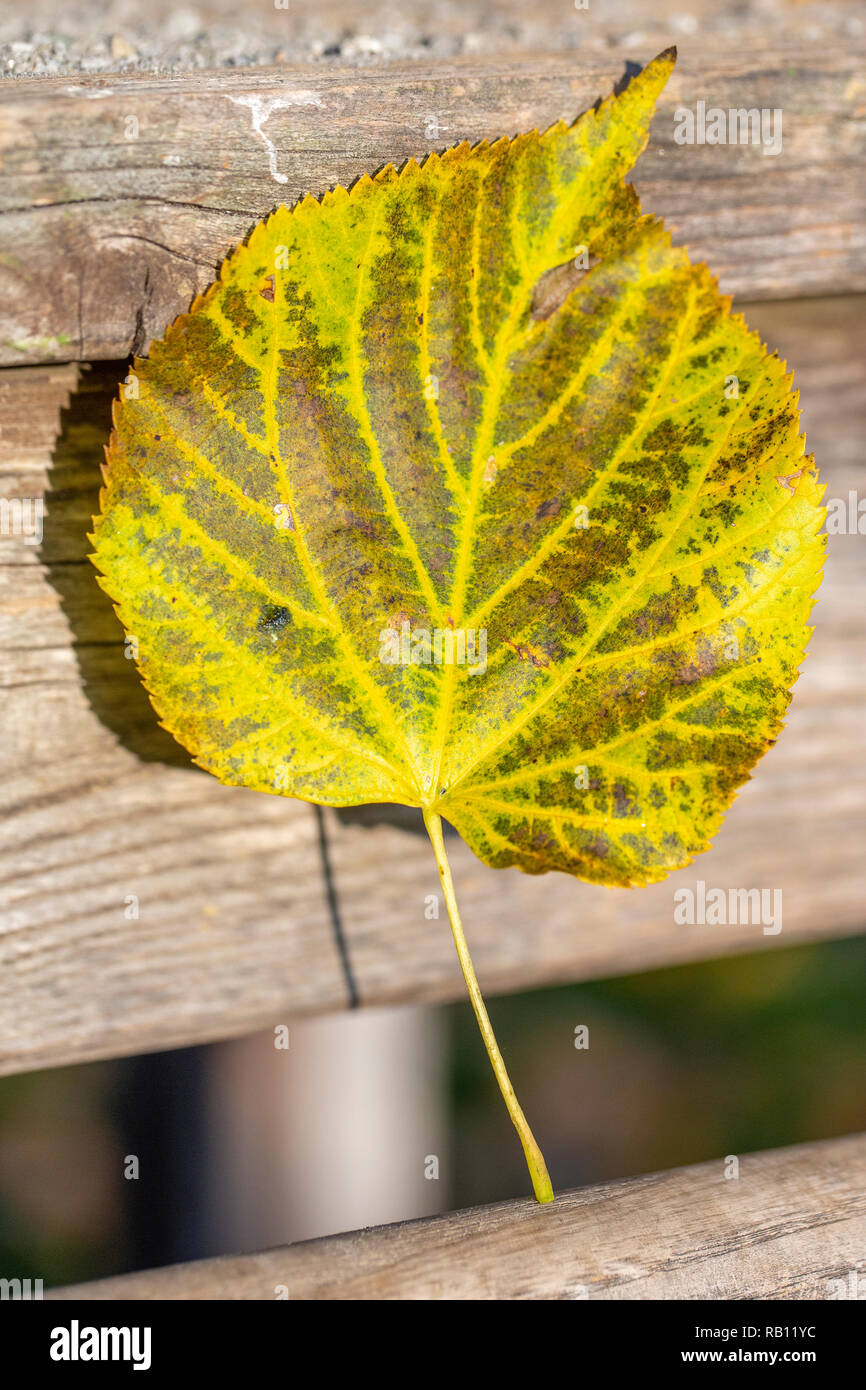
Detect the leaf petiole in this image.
<box><xmin>423</xmin><ymin>808</ymin><xmax>554</xmax><ymax>1204</ymax></box>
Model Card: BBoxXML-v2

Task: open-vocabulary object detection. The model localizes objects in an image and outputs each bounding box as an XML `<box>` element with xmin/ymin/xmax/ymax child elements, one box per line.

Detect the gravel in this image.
<box><xmin>0</xmin><ymin>0</ymin><xmax>861</xmax><ymax>77</ymax></box>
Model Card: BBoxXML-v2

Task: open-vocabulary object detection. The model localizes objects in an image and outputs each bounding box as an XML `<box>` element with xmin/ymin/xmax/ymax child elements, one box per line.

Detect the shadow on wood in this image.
<box><xmin>40</xmin><ymin>363</ymin><xmax>196</xmax><ymax>769</ymax></box>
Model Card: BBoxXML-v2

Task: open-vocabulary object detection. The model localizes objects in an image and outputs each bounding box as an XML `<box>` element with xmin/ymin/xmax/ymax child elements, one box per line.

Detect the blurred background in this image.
<box><xmin>2</xmin><ymin>0</ymin><xmax>859</xmax><ymax>76</ymax></box>
<box><xmin>2</xmin><ymin>934</ymin><xmax>866</xmax><ymax>1285</ymax></box>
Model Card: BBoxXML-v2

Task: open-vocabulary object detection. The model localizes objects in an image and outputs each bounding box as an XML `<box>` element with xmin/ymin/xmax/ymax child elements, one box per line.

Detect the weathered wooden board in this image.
<box><xmin>1</xmin><ymin>46</ymin><xmax>865</xmax><ymax>366</ymax></box>
<box><xmin>49</xmin><ymin>1132</ymin><xmax>866</xmax><ymax>1298</ymax></box>
<box><xmin>0</xmin><ymin>294</ymin><xmax>863</xmax><ymax>1077</ymax></box>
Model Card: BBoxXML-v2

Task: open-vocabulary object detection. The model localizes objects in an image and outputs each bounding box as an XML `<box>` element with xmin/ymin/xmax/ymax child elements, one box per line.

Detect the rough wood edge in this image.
<box><xmin>2</xmin><ymin>45</ymin><xmax>865</xmax><ymax>364</ymax></box>
<box><xmin>48</xmin><ymin>1132</ymin><xmax>866</xmax><ymax>1300</ymax></box>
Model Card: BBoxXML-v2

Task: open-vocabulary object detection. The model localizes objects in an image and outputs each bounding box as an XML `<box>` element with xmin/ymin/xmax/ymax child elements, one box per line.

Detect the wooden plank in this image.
<box><xmin>0</xmin><ymin>294</ymin><xmax>863</xmax><ymax>1076</ymax></box>
<box><xmin>48</xmin><ymin>1132</ymin><xmax>866</xmax><ymax>1299</ymax></box>
<box><xmin>1</xmin><ymin>44</ymin><xmax>865</xmax><ymax>367</ymax></box>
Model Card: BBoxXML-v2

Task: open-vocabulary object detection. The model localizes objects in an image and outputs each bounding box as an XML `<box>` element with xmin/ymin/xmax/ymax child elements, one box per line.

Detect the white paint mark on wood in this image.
<box><xmin>227</xmin><ymin>92</ymin><xmax>324</xmax><ymax>184</ymax></box>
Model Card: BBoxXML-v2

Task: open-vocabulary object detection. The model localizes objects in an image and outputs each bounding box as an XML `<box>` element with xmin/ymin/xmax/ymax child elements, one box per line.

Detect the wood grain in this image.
<box><xmin>1</xmin><ymin>45</ymin><xmax>865</xmax><ymax>366</ymax></box>
<box><xmin>49</xmin><ymin>1131</ymin><xmax>866</xmax><ymax>1299</ymax></box>
<box><xmin>0</xmin><ymin>295</ymin><xmax>863</xmax><ymax>1077</ymax></box>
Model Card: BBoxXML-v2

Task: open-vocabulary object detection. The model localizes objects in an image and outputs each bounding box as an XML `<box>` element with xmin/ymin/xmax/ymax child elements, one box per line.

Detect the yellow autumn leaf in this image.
<box><xmin>92</xmin><ymin>48</ymin><xmax>824</xmax><ymax>1203</ymax></box>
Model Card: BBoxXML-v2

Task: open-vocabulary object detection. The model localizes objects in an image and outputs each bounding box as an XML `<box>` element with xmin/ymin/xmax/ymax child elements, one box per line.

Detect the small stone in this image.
<box><xmin>110</xmin><ymin>34</ymin><xmax>137</xmax><ymax>61</ymax></box>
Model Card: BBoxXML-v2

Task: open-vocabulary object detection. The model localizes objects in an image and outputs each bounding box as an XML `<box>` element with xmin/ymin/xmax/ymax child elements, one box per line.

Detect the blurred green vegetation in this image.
<box><xmin>0</xmin><ymin>1061</ymin><xmax>123</xmax><ymax>1285</ymax></box>
<box><xmin>450</xmin><ymin>935</ymin><xmax>866</xmax><ymax>1206</ymax></box>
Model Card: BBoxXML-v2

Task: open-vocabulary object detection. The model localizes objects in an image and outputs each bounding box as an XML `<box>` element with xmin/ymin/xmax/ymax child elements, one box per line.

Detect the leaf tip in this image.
<box><xmin>639</xmin><ymin>45</ymin><xmax>678</xmax><ymax>94</ymax></box>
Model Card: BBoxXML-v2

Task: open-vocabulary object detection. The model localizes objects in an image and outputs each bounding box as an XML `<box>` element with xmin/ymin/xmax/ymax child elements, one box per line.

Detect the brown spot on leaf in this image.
<box><xmin>674</xmin><ymin>647</ymin><xmax>718</xmax><ymax>685</ymax></box>
<box><xmin>505</xmin><ymin>640</ymin><xmax>550</xmax><ymax>669</ymax></box>
<box><xmin>260</xmin><ymin>275</ymin><xmax>275</xmax><ymax>302</ymax></box>
<box><xmin>775</xmin><ymin>468</ymin><xmax>804</xmax><ymax>495</ymax></box>
<box><xmin>613</xmin><ymin>783</ymin><xmax>637</xmax><ymax>818</ymax></box>
<box><xmin>530</xmin><ymin>257</ymin><xmax>602</xmax><ymax>321</ymax></box>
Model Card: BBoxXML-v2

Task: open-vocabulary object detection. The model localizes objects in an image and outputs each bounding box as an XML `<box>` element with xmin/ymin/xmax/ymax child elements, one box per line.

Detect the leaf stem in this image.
<box><xmin>422</xmin><ymin>808</ymin><xmax>554</xmax><ymax>1204</ymax></box>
